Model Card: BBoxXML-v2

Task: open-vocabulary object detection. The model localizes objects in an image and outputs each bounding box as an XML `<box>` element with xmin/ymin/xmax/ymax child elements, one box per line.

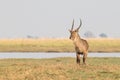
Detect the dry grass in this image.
<box><xmin>87</xmin><ymin>38</ymin><xmax>120</xmax><ymax>52</ymax></box>
<box><xmin>0</xmin><ymin>38</ymin><xmax>120</xmax><ymax>52</ymax></box>
<box><xmin>0</xmin><ymin>58</ymin><xmax>120</xmax><ymax>80</ymax></box>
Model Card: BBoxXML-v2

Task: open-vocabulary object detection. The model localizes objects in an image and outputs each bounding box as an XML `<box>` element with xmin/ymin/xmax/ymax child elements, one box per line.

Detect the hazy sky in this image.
<box><xmin>0</xmin><ymin>0</ymin><xmax>120</xmax><ymax>38</ymax></box>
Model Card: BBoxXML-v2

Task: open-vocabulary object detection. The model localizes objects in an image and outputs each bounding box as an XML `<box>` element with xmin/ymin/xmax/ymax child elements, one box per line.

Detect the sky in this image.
<box><xmin>0</xmin><ymin>0</ymin><xmax>120</xmax><ymax>38</ymax></box>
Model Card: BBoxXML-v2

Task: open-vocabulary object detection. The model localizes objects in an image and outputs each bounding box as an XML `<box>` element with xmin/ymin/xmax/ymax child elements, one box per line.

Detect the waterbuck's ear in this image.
<box><xmin>69</xmin><ymin>29</ymin><xmax>72</xmax><ymax>33</ymax></box>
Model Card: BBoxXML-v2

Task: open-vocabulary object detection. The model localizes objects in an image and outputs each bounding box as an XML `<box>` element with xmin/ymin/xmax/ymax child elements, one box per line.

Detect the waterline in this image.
<box><xmin>0</xmin><ymin>52</ymin><xmax>120</xmax><ymax>59</ymax></box>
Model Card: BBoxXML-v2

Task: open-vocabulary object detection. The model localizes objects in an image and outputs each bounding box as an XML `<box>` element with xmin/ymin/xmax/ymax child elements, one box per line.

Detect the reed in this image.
<box><xmin>0</xmin><ymin>38</ymin><xmax>120</xmax><ymax>52</ymax></box>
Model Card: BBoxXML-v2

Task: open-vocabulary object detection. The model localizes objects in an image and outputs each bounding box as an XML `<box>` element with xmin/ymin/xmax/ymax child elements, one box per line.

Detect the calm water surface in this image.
<box><xmin>0</xmin><ymin>52</ymin><xmax>120</xmax><ymax>59</ymax></box>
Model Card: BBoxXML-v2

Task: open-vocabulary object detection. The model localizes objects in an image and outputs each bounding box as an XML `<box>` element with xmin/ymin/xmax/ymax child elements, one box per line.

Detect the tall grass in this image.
<box><xmin>88</xmin><ymin>38</ymin><xmax>120</xmax><ymax>52</ymax></box>
<box><xmin>0</xmin><ymin>38</ymin><xmax>120</xmax><ymax>52</ymax></box>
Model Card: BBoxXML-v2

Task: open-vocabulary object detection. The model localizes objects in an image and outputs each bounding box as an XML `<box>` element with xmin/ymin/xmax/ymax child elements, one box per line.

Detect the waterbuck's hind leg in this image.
<box><xmin>76</xmin><ymin>53</ymin><xmax>80</xmax><ymax>65</ymax></box>
<box><xmin>83</xmin><ymin>52</ymin><xmax>87</xmax><ymax>65</ymax></box>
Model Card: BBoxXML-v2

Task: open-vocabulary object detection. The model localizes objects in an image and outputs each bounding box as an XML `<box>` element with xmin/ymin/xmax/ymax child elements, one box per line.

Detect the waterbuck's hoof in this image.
<box><xmin>76</xmin><ymin>63</ymin><xmax>80</xmax><ymax>66</ymax></box>
<box><xmin>83</xmin><ymin>63</ymin><xmax>87</xmax><ymax>65</ymax></box>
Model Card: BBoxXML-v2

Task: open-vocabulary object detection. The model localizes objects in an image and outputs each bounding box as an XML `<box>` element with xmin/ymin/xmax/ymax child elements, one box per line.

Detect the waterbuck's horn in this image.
<box><xmin>76</xmin><ymin>18</ymin><xmax>82</xmax><ymax>31</ymax></box>
<box><xmin>71</xmin><ymin>19</ymin><xmax>74</xmax><ymax>31</ymax></box>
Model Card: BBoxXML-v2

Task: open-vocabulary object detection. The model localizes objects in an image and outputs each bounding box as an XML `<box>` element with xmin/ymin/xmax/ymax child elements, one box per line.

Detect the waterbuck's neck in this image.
<box><xmin>73</xmin><ymin>33</ymin><xmax>82</xmax><ymax>44</ymax></box>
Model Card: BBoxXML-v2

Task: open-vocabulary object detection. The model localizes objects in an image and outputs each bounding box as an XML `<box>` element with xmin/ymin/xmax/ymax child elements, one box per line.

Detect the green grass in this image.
<box><xmin>0</xmin><ymin>38</ymin><xmax>120</xmax><ymax>52</ymax></box>
<box><xmin>0</xmin><ymin>58</ymin><xmax>120</xmax><ymax>80</ymax></box>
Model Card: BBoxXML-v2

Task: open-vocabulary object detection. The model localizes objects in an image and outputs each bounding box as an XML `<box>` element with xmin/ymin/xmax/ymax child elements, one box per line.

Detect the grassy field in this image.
<box><xmin>0</xmin><ymin>38</ymin><xmax>120</xmax><ymax>52</ymax></box>
<box><xmin>0</xmin><ymin>58</ymin><xmax>120</xmax><ymax>80</ymax></box>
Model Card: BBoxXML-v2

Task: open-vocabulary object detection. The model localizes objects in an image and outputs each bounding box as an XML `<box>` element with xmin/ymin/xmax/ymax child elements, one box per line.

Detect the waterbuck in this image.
<box><xmin>69</xmin><ymin>19</ymin><xmax>89</xmax><ymax>65</ymax></box>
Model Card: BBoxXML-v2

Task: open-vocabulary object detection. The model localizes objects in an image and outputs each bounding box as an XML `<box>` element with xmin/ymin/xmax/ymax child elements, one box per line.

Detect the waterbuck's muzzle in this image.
<box><xmin>69</xmin><ymin>35</ymin><xmax>75</xmax><ymax>40</ymax></box>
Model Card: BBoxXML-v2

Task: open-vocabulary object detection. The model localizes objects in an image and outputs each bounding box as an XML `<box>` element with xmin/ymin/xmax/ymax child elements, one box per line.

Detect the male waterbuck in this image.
<box><xmin>69</xmin><ymin>19</ymin><xmax>89</xmax><ymax>65</ymax></box>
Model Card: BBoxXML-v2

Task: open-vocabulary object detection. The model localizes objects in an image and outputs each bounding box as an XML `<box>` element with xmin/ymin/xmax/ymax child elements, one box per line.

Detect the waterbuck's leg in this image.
<box><xmin>76</xmin><ymin>53</ymin><xmax>80</xmax><ymax>64</ymax></box>
<box><xmin>83</xmin><ymin>52</ymin><xmax>87</xmax><ymax>65</ymax></box>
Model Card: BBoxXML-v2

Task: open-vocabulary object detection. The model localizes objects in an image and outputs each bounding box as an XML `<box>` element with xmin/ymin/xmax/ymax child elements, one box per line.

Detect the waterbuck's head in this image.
<box><xmin>69</xmin><ymin>19</ymin><xmax>82</xmax><ymax>41</ymax></box>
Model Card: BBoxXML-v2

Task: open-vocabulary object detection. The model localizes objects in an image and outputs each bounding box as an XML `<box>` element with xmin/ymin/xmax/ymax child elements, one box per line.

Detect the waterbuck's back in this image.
<box><xmin>75</xmin><ymin>38</ymin><xmax>89</xmax><ymax>53</ymax></box>
<box><xmin>81</xmin><ymin>39</ymin><xmax>89</xmax><ymax>50</ymax></box>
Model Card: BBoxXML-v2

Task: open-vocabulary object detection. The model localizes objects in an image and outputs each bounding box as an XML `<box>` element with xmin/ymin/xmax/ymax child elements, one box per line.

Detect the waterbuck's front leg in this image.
<box><xmin>76</xmin><ymin>53</ymin><xmax>80</xmax><ymax>64</ymax></box>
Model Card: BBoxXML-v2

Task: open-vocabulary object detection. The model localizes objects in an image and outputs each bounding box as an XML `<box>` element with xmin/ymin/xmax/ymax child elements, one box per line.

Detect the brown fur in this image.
<box><xmin>69</xmin><ymin>19</ymin><xmax>89</xmax><ymax>65</ymax></box>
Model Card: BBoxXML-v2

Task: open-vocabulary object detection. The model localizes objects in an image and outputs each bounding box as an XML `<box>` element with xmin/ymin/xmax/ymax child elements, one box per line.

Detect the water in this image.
<box><xmin>0</xmin><ymin>52</ymin><xmax>120</xmax><ymax>59</ymax></box>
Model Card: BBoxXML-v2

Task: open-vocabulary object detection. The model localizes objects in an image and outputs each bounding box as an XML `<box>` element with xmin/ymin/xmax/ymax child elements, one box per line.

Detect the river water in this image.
<box><xmin>0</xmin><ymin>52</ymin><xmax>120</xmax><ymax>59</ymax></box>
